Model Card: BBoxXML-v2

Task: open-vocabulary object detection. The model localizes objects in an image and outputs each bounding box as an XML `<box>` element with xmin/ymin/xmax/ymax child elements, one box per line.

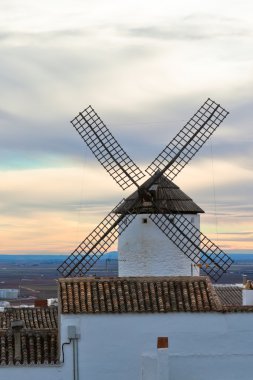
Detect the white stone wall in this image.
<box><xmin>60</xmin><ymin>312</ymin><xmax>253</xmax><ymax>380</ymax></box>
<box><xmin>118</xmin><ymin>213</ymin><xmax>200</xmax><ymax>276</ymax></box>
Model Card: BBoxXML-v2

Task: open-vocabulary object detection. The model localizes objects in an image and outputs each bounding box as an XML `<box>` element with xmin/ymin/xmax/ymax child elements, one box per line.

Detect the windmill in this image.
<box><xmin>58</xmin><ymin>98</ymin><xmax>233</xmax><ymax>281</ymax></box>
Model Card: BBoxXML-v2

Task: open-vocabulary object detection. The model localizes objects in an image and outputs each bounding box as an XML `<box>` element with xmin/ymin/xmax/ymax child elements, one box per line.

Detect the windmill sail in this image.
<box><xmin>58</xmin><ymin>200</ymin><xmax>139</xmax><ymax>277</ymax></box>
<box><xmin>59</xmin><ymin>99</ymin><xmax>232</xmax><ymax>281</ymax></box>
<box><xmin>149</xmin><ymin>213</ymin><xmax>233</xmax><ymax>281</ymax></box>
<box><xmin>71</xmin><ymin>105</ymin><xmax>145</xmax><ymax>190</ymax></box>
<box><xmin>146</xmin><ymin>98</ymin><xmax>229</xmax><ymax>181</ymax></box>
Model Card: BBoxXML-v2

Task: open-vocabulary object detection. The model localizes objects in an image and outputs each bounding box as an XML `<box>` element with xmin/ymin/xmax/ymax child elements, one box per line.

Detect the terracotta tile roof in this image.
<box><xmin>214</xmin><ymin>285</ymin><xmax>243</xmax><ymax>306</ymax></box>
<box><xmin>222</xmin><ymin>305</ymin><xmax>253</xmax><ymax>312</ymax></box>
<box><xmin>0</xmin><ymin>307</ymin><xmax>58</xmax><ymax>330</ymax></box>
<box><xmin>0</xmin><ymin>307</ymin><xmax>59</xmax><ymax>366</ymax></box>
<box><xmin>0</xmin><ymin>329</ymin><xmax>58</xmax><ymax>365</ymax></box>
<box><xmin>59</xmin><ymin>276</ymin><xmax>222</xmax><ymax>314</ymax></box>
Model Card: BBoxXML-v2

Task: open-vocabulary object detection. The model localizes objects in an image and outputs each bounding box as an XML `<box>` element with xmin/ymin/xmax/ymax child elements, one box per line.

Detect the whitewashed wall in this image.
<box><xmin>60</xmin><ymin>312</ymin><xmax>253</xmax><ymax>380</ymax></box>
<box><xmin>118</xmin><ymin>214</ymin><xmax>200</xmax><ymax>276</ymax></box>
<box><xmin>2</xmin><ymin>312</ymin><xmax>253</xmax><ymax>380</ymax></box>
<box><xmin>0</xmin><ymin>364</ymin><xmax>65</xmax><ymax>380</ymax></box>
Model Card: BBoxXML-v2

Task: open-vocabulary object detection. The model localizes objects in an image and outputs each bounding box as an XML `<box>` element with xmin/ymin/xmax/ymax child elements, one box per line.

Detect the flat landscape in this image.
<box><xmin>0</xmin><ymin>253</ymin><xmax>252</xmax><ymax>306</ymax></box>
<box><xmin>0</xmin><ymin>256</ymin><xmax>61</xmax><ymax>305</ymax></box>
<box><xmin>0</xmin><ymin>254</ymin><xmax>118</xmax><ymax>306</ymax></box>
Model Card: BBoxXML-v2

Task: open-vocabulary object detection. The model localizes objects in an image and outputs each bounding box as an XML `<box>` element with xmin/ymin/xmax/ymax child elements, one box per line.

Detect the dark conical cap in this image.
<box><xmin>116</xmin><ymin>173</ymin><xmax>204</xmax><ymax>214</ymax></box>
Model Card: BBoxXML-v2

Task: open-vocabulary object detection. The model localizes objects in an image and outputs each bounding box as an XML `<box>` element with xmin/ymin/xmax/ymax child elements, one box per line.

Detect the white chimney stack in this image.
<box><xmin>242</xmin><ymin>280</ymin><xmax>253</xmax><ymax>306</ymax></box>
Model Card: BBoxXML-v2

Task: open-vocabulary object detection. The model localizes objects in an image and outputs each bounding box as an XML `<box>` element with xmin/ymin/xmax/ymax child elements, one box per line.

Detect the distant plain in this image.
<box><xmin>0</xmin><ymin>253</ymin><xmax>252</xmax><ymax>305</ymax></box>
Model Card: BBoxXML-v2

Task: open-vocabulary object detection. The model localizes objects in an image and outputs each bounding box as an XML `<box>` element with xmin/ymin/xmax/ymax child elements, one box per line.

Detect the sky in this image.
<box><xmin>0</xmin><ymin>0</ymin><xmax>253</xmax><ymax>255</ymax></box>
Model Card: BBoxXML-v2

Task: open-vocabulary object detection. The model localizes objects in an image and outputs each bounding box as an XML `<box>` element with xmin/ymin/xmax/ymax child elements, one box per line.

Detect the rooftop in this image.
<box><xmin>115</xmin><ymin>174</ymin><xmax>204</xmax><ymax>214</ymax></box>
<box><xmin>0</xmin><ymin>329</ymin><xmax>58</xmax><ymax>365</ymax></box>
<box><xmin>59</xmin><ymin>276</ymin><xmax>222</xmax><ymax>314</ymax></box>
<box><xmin>0</xmin><ymin>277</ymin><xmax>252</xmax><ymax>366</ymax></box>
<box><xmin>0</xmin><ymin>307</ymin><xmax>58</xmax><ymax>366</ymax></box>
<box><xmin>214</xmin><ymin>285</ymin><xmax>243</xmax><ymax>306</ymax></box>
<box><xmin>0</xmin><ymin>307</ymin><xmax>58</xmax><ymax>330</ymax></box>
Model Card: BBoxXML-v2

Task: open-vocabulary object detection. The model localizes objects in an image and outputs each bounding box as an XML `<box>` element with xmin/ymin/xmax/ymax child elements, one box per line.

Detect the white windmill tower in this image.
<box><xmin>116</xmin><ymin>174</ymin><xmax>204</xmax><ymax>277</ymax></box>
<box><xmin>58</xmin><ymin>99</ymin><xmax>233</xmax><ymax>282</ymax></box>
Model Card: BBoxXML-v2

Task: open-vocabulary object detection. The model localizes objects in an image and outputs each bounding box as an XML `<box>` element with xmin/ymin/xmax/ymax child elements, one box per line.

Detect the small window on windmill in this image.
<box><xmin>191</xmin><ymin>216</ymin><xmax>195</xmax><ymax>224</ymax></box>
<box><xmin>142</xmin><ymin>218</ymin><xmax>148</xmax><ymax>224</ymax></box>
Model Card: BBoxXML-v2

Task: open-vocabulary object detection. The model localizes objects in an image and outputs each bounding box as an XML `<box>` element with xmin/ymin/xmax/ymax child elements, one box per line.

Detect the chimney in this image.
<box><xmin>11</xmin><ymin>320</ymin><xmax>25</xmax><ymax>364</ymax></box>
<box><xmin>34</xmin><ymin>299</ymin><xmax>48</xmax><ymax>307</ymax></box>
<box><xmin>242</xmin><ymin>274</ymin><xmax>248</xmax><ymax>286</ymax></box>
<box><xmin>157</xmin><ymin>337</ymin><xmax>169</xmax><ymax>349</ymax></box>
<box><xmin>141</xmin><ymin>337</ymin><xmax>170</xmax><ymax>380</ymax></box>
<box><xmin>242</xmin><ymin>280</ymin><xmax>253</xmax><ymax>306</ymax></box>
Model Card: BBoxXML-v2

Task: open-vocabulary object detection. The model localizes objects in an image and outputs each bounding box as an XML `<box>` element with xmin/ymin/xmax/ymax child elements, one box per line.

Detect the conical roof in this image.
<box><xmin>116</xmin><ymin>174</ymin><xmax>204</xmax><ymax>214</ymax></box>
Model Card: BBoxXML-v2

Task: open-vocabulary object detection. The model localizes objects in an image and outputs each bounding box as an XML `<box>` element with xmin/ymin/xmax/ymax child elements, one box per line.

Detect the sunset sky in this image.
<box><xmin>0</xmin><ymin>0</ymin><xmax>253</xmax><ymax>255</ymax></box>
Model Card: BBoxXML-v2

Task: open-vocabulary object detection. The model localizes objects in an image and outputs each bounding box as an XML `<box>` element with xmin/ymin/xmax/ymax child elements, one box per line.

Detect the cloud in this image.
<box><xmin>120</xmin><ymin>17</ymin><xmax>250</xmax><ymax>42</ymax></box>
<box><xmin>0</xmin><ymin>0</ymin><xmax>253</xmax><ymax>254</ymax></box>
<box><xmin>219</xmin><ymin>232</ymin><xmax>253</xmax><ymax>235</ymax></box>
<box><xmin>0</xmin><ymin>166</ymin><xmax>123</xmax><ymax>215</ymax></box>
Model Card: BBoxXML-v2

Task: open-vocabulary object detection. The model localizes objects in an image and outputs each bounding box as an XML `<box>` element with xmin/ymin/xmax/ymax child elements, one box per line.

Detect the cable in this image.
<box><xmin>75</xmin><ymin>151</ymin><xmax>86</xmax><ymax>244</ymax></box>
<box><xmin>210</xmin><ymin>139</ymin><xmax>219</xmax><ymax>242</ymax></box>
<box><xmin>61</xmin><ymin>338</ymin><xmax>72</xmax><ymax>363</ymax></box>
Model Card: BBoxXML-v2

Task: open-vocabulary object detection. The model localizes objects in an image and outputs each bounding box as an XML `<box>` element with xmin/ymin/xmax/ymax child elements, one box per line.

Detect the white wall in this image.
<box><xmin>61</xmin><ymin>312</ymin><xmax>253</xmax><ymax>380</ymax></box>
<box><xmin>2</xmin><ymin>311</ymin><xmax>253</xmax><ymax>380</ymax></box>
<box><xmin>118</xmin><ymin>214</ymin><xmax>200</xmax><ymax>276</ymax></box>
<box><xmin>243</xmin><ymin>289</ymin><xmax>253</xmax><ymax>305</ymax></box>
<box><xmin>0</xmin><ymin>364</ymin><xmax>65</xmax><ymax>380</ymax></box>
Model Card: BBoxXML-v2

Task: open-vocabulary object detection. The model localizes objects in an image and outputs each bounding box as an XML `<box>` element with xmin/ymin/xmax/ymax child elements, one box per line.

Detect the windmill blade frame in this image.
<box><xmin>149</xmin><ymin>212</ymin><xmax>233</xmax><ymax>281</ymax></box>
<box><xmin>71</xmin><ymin>105</ymin><xmax>145</xmax><ymax>190</ymax></box>
<box><xmin>57</xmin><ymin>199</ymin><xmax>139</xmax><ymax>277</ymax></box>
<box><xmin>59</xmin><ymin>98</ymin><xmax>232</xmax><ymax>280</ymax></box>
<box><xmin>145</xmin><ymin>98</ymin><xmax>229</xmax><ymax>182</ymax></box>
